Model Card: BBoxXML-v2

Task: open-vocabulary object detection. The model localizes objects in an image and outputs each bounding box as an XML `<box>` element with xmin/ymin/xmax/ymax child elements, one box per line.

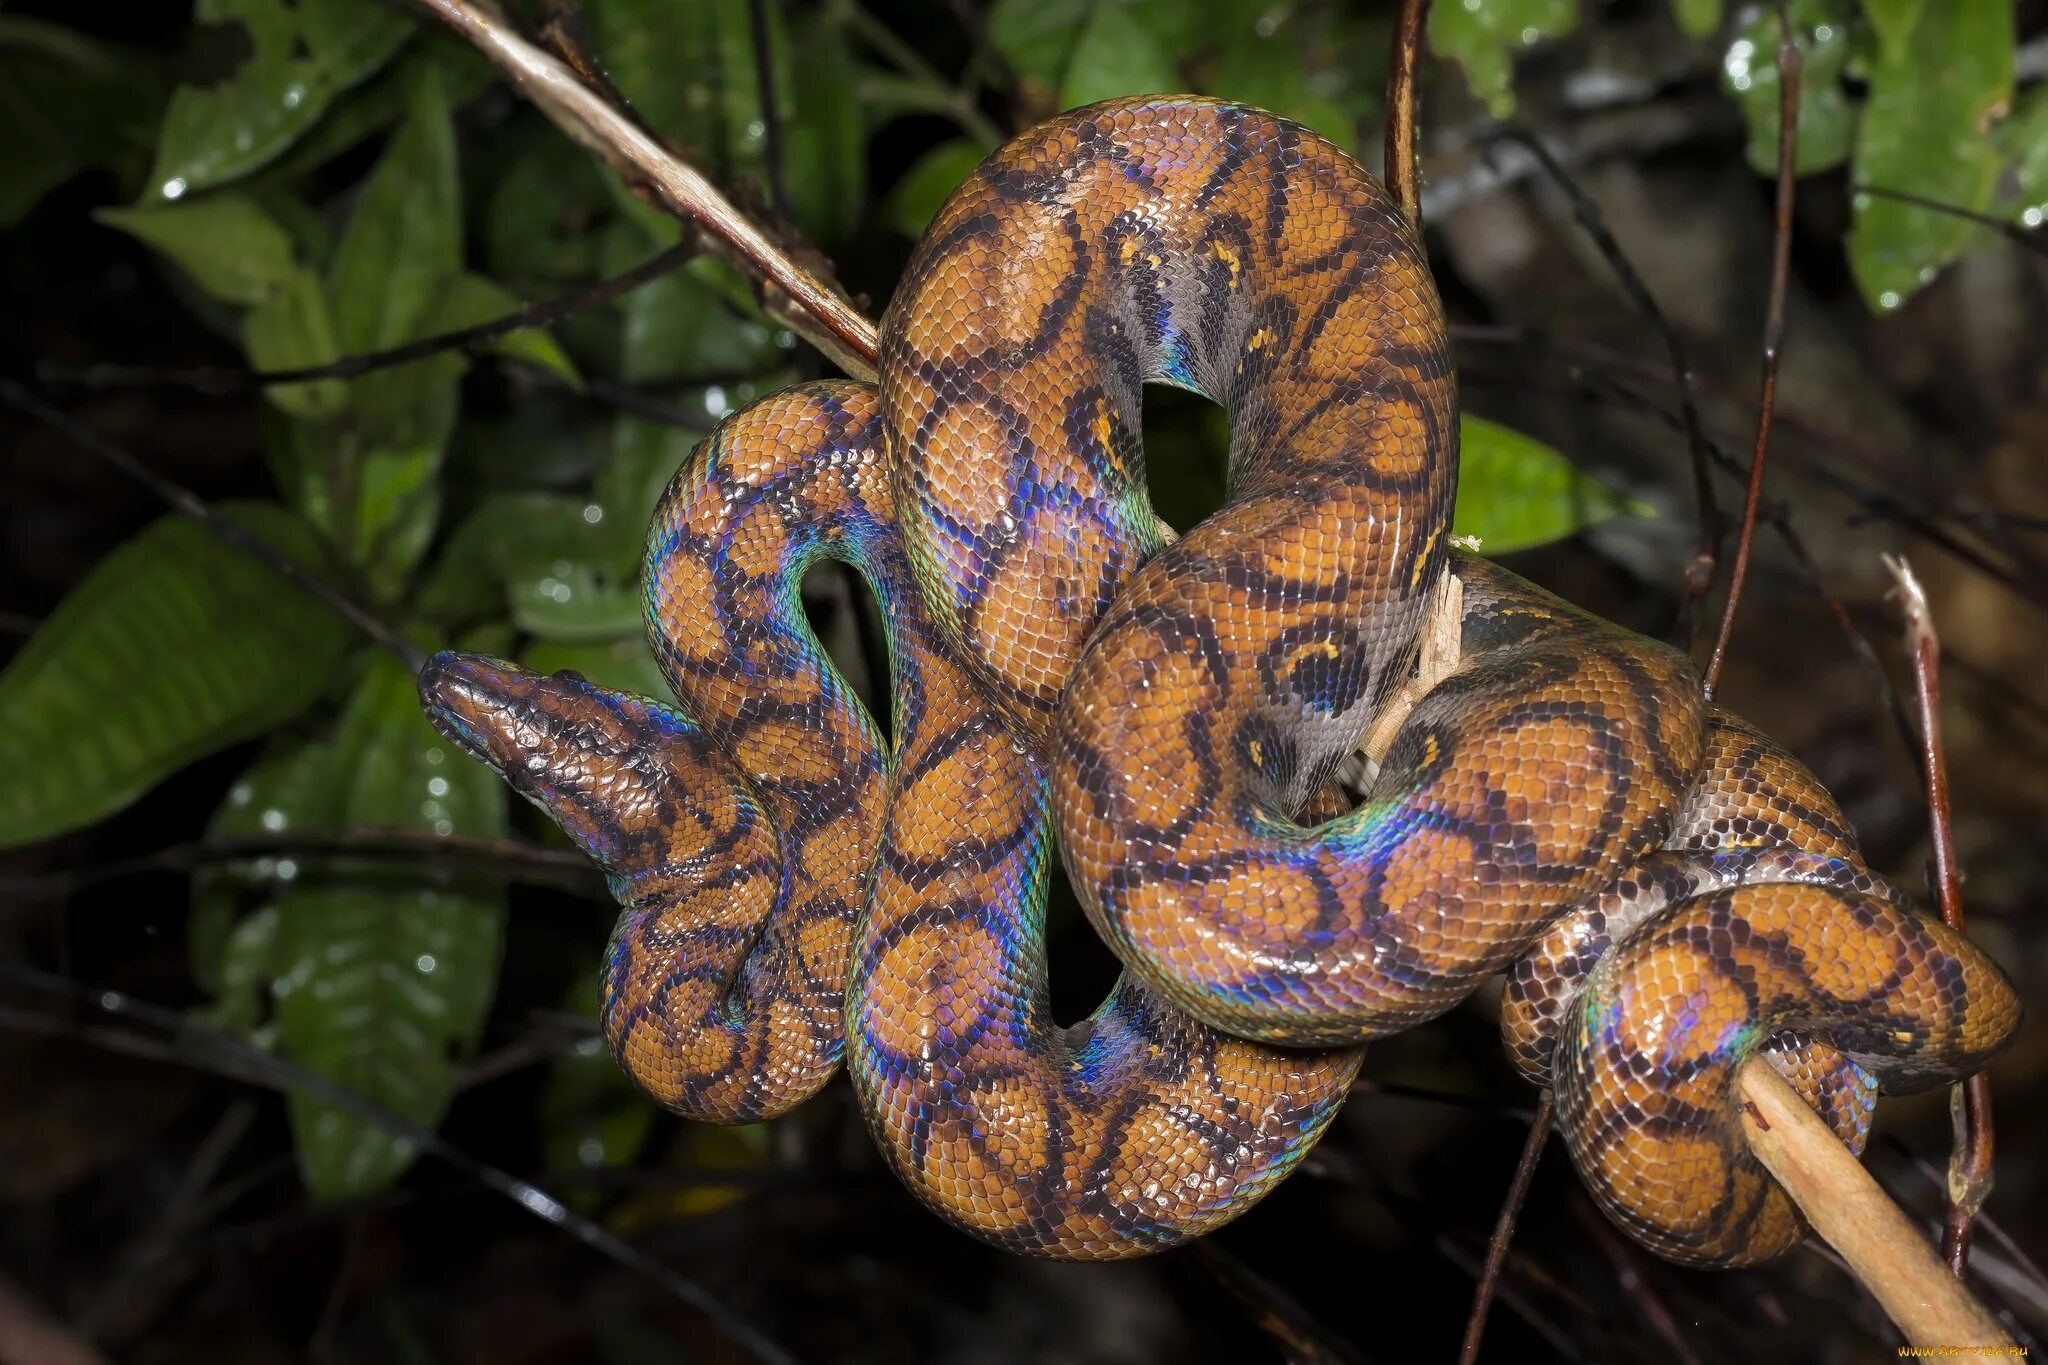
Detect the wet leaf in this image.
<box><xmin>422</xmin><ymin>273</ymin><xmax>582</xmax><ymax>389</ymax></box>
<box><xmin>98</xmin><ymin>193</ymin><xmax>298</xmax><ymax>307</ymax></box>
<box><xmin>885</xmin><ymin>139</ymin><xmax>988</xmax><ymax>238</ymax></box>
<box><xmin>1848</xmin><ymin>0</ymin><xmax>2015</xmax><ymax>311</ymax></box>
<box><xmin>1429</xmin><ymin>0</ymin><xmax>1579</xmax><ymax>119</ymax></box>
<box><xmin>191</xmin><ymin>737</ymin><xmax>346</xmax><ymax>998</ymax></box>
<box><xmin>1454</xmin><ymin>416</ymin><xmax>1644</xmax><ymax>555</ymax></box>
<box><xmin>0</xmin><ymin>502</ymin><xmax>351</xmax><ymax>848</ymax></box>
<box><xmin>988</xmin><ymin>0</ymin><xmax>1091</xmax><ymax>103</ymax></box>
<box><xmin>272</xmin><ymin>654</ymin><xmax>506</xmax><ymax>1201</ymax></box>
<box><xmin>243</xmin><ymin>268</ymin><xmax>347</xmax><ymax>420</ymax></box>
<box><xmin>1061</xmin><ymin>1</ymin><xmax>1179</xmax><ymax>109</ymax></box>
<box><xmin>1721</xmin><ymin>0</ymin><xmax>1859</xmax><ymax>178</ymax></box>
<box><xmin>328</xmin><ymin>71</ymin><xmax>459</xmax><ymax>354</ymax></box>
<box><xmin>148</xmin><ymin>0</ymin><xmax>414</xmax><ymax>200</ymax></box>
<box><xmin>1672</xmin><ymin>0</ymin><xmax>1725</xmax><ymax>39</ymax></box>
<box><xmin>0</xmin><ymin>18</ymin><xmax>162</xmax><ymax>225</ymax></box>
<box><xmin>523</xmin><ymin>637</ymin><xmax>670</xmax><ymax>701</ymax></box>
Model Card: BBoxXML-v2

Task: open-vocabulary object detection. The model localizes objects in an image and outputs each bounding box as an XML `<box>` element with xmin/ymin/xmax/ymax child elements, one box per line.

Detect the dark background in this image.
<box><xmin>3</xmin><ymin>1</ymin><xmax>2045</xmax><ymax>1362</ymax></box>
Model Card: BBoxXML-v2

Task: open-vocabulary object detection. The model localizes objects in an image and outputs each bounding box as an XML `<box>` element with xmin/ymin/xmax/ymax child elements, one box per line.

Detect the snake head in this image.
<box><xmin>418</xmin><ymin>651</ymin><xmax>773</xmax><ymax>907</ymax></box>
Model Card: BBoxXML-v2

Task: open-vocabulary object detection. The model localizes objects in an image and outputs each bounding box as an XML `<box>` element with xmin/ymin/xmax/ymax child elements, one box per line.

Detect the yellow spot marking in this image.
<box><xmin>1411</xmin><ymin>529</ymin><xmax>1440</xmax><ymax>587</ymax></box>
<box><xmin>1093</xmin><ymin>403</ymin><xmax>1114</xmax><ymax>455</ymax></box>
<box><xmin>1247</xmin><ymin>327</ymin><xmax>1276</xmax><ymax>353</ymax></box>
<box><xmin>1422</xmin><ymin>733</ymin><xmax>1440</xmax><ymax>767</ymax></box>
<box><xmin>1249</xmin><ymin>740</ymin><xmax>1265</xmax><ymax>768</ymax></box>
<box><xmin>1211</xmin><ymin>238</ymin><xmax>1241</xmax><ymax>284</ymax></box>
<box><xmin>1119</xmin><ymin>235</ymin><xmax>1141</xmax><ymax>266</ymax></box>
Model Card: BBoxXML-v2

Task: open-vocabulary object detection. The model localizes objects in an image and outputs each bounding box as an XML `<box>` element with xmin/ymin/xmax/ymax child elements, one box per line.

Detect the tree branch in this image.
<box><xmin>410</xmin><ymin>0</ymin><xmax>878</xmax><ymax>380</ymax></box>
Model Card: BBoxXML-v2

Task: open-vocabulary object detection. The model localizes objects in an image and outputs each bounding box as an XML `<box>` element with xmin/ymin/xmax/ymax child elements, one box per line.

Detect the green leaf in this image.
<box><xmin>419</xmin><ymin>492</ymin><xmax>646</xmax><ymax>637</ymax></box>
<box><xmin>1672</xmin><ymin>0</ymin><xmax>1725</xmax><ymax>38</ymax></box>
<box><xmin>148</xmin><ymin>0</ymin><xmax>415</xmax><ymax>199</ymax></box>
<box><xmin>202</xmin><ymin>904</ymin><xmax>282</xmax><ymax>1036</ymax></box>
<box><xmin>1453</xmin><ymin>416</ymin><xmax>1644</xmax><ymax>554</ymax></box>
<box><xmin>1848</xmin><ymin>0</ymin><xmax>2015</xmax><ymax>311</ymax></box>
<box><xmin>327</xmin><ymin>70</ymin><xmax>460</xmax><ymax>354</ymax></box>
<box><xmin>541</xmin><ymin>1031</ymin><xmax>658</xmax><ymax>1198</ymax></box>
<box><xmin>1206</xmin><ymin>14</ymin><xmax>1356</xmax><ymax>147</ymax></box>
<box><xmin>1060</xmin><ymin>1</ymin><xmax>1180</xmax><ymax>109</ymax></box>
<box><xmin>988</xmin><ymin>0</ymin><xmax>1091</xmax><ymax>98</ymax></box>
<box><xmin>423</xmin><ymin>274</ymin><xmax>582</xmax><ymax>388</ymax></box>
<box><xmin>1722</xmin><ymin>0</ymin><xmax>1858</xmax><ymax>177</ymax></box>
<box><xmin>0</xmin><ymin>19</ymin><xmax>163</xmax><ymax>226</ymax></box>
<box><xmin>587</xmin><ymin>0</ymin><xmax>749</xmax><ymax>170</ymax></box>
<box><xmin>97</xmin><ymin>193</ymin><xmax>299</xmax><ymax>307</ymax></box>
<box><xmin>618</xmin><ymin>256</ymin><xmax>779</xmax><ymax>384</ymax></box>
<box><xmin>781</xmin><ymin>11</ymin><xmax>865</xmax><ymax>241</ymax></box>
<box><xmin>1428</xmin><ymin>0</ymin><xmax>1579</xmax><ymax>118</ymax></box>
<box><xmin>0</xmin><ymin>502</ymin><xmax>353</xmax><ymax>848</ymax></box>
<box><xmin>259</xmin><ymin>30</ymin><xmax>492</xmax><ymax>187</ymax></box>
<box><xmin>523</xmin><ymin>636</ymin><xmax>670</xmax><ymax>700</ymax></box>
<box><xmin>192</xmin><ymin>737</ymin><xmax>346</xmax><ymax>997</ymax></box>
<box><xmin>273</xmin><ymin>654</ymin><xmax>506</xmax><ymax>1201</ymax></box>
<box><xmin>1859</xmin><ymin>0</ymin><xmax>1928</xmax><ymax>61</ymax></box>
<box><xmin>1995</xmin><ymin>85</ymin><xmax>2048</xmax><ymax>227</ymax></box>
<box><xmin>244</xmin><ymin>268</ymin><xmax>348</xmax><ymax>419</ymax></box>
<box><xmin>886</xmin><ymin>139</ymin><xmax>988</xmax><ymax>238</ymax></box>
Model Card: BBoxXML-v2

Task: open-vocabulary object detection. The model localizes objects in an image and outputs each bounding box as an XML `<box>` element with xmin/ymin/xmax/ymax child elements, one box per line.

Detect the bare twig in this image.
<box><xmin>411</xmin><ymin>0</ymin><xmax>878</xmax><ymax>379</ymax></box>
<box><xmin>37</xmin><ymin>243</ymin><xmax>696</xmax><ymax>395</ymax></box>
<box><xmin>1885</xmin><ymin>555</ymin><xmax>1998</xmax><ymax>1278</ymax></box>
<box><xmin>1459</xmin><ymin>1091</ymin><xmax>1554</xmax><ymax>1365</ymax></box>
<box><xmin>747</xmin><ymin>0</ymin><xmax>793</xmax><ymax>223</ymax></box>
<box><xmin>1385</xmin><ymin>0</ymin><xmax>1431</xmax><ymax>229</ymax></box>
<box><xmin>1489</xmin><ymin>127</ymin><xmax>1724</xmax><ymax>639</ymax></box>
<box><xmin>0</xmin><ymin>828</ymin><xmax>605</xmax><ymax>900</ymax></box>
<box><xmin>0</xmin><ymin>965</ymin><xmax>802</xmax><ymax>1365</ymax></box>
<box><xmin>1704</xmin><ymin>1</ymin><xmax>1799</xmax><ymax>698</ymax></box>
<box><xmin>1857</xmin><ymin>185</ymin><xmax>2048</xmax><ymax>258</ymax></box>
<box><xmin>1188</xmin><ymin>1241</ymin><xmax>1364</xmax><ymax>1365</ymax></box>
<box><xmin>1735</xmin><ymin>1058</ymin><xmax>2011</xmax><ymax>1349</ymax></box>
<box><xmin>0</xmin><ymin>382</ymin><xmax>423</xmax><ymax>671</ymax></box>
<box><xmin>1569</xmin><ymin>1201</ymin><xmax>1706</xmax><ymax>1365</ymax></box>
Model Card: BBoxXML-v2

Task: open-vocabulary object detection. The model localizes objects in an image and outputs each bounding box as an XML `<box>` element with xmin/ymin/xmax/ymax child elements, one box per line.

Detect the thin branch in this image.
<box><xmin>1569</xmin><ymin>1201</ymin><xmax>1706</xmax><ymax>1365</ymax></box>
<box><xmin>411</xmin><ymin>0</ymin><xmax>879</xmax><ymax>380</ymax></box>
<box><xmin>0</xmin><ymin>828</ymin><xmax>606</xmax><ymax>900</ymax></box>
<box><xmin>1885</xmin><ymin>555</ymin><xmax>1997</xmax><ymax>1278</ymax></box>
<box><xmin>837</xmin><ymin>0</ymin><xmax>1004</xmax><ymax>147</ymax></box>
<box><xmin>1489</xmin><ymin>127</ymin><xmax>1724</xmax><ymax>639</ymax></box>
<box><xmin>36</xmin><ymin>243</ymin><xmax>696</xmax><ymax>395</ymax></box>
<box><xmin>1857</xmin><ymin>185</ymin><xmax>2048</xmax><ymax>258</ymax></box>
<box><xmin>0</xmin><ymin>382</ymin><xmax>424</xmax><ymax>671</ymax></box>
<box><xmin>1704</xmin><ymin>0</ymin><xmax>1798</xmax><ymax>698</ymax></box>
<box><xmin>1459</xmin><ymin>1091</ymin><xmax>1554</xmax><ymax>1365</ymax></box>
<box><xmin>1188</xmin><ymin>1241</ymin><xmax>1363</xmax><ymax>1365</ymax></box>
<box><xmin>747</xmin><ymin>0</ymin><xmax>794</xmax><ymax>223</ymax></box>
<box><xmin>1385</xmin><ymin>0</ymin><xmax>1431</xmax><ymax>229</ymax></box>
<box><xmin>0</xmin><ymin>965</ymin><xmax>802</xmax><ymax>1365</ymax></box>
<box><xmin>1735</xmin><ymin>1058</ymin><xmax>2010</xmax><ymax>1348</ymax></box>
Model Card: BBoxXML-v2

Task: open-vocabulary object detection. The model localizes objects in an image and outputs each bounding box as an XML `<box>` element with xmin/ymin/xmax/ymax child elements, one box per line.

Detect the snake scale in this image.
<box><xmin>420</xmin><ymin>98</ymin><xmax>2020</xmax><ymax>1265</ymax></box>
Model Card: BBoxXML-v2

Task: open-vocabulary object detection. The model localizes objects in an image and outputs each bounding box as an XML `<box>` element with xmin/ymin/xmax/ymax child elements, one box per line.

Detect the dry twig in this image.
<box><xmin>1884</xmin><ymin>554</ymin><xmax>1998</xmax><ymax>1278</ymax></box>
<box><xmin>1703</xmin><ymin>1</ymin><xmax>1798</xmax><ymax>698</ymax></box>
<box><xmin>1735</xmin><ymin>1059</ymin><xmax>2011</xmax><ymax>1350</ymax></box>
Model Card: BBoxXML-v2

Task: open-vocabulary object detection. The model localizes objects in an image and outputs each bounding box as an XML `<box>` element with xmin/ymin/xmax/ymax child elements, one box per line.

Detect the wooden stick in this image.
<box><xmin>1736</xmin><ymin>1060</ymin><xmax>2014</xmax><ymax>1351</ymax></box>
<box><xmin>411</xmin><ymin>0</ymin><xmax>880</xmax><ymax>380</ymax></box>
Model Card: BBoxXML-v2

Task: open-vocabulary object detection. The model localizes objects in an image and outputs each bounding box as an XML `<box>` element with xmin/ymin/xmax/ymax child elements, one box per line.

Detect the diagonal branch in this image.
<box><xmin>410</xmin><ymin>0</ymin><xmax>879</xmax><ymax>379</ymax></box>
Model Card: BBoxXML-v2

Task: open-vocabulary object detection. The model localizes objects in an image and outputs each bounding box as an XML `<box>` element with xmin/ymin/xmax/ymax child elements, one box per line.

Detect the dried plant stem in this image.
<box><xmin>1385</xmin><ymin>0</ymin><xmax>1431</xmax><ymax>229</ymax></box>
<box><xmin>1458</xmin><ymin>1091</ymin><xmax>1554</xmax><ymax>1365</ymax></box>
<box><xmin>1704</xmin><ymin>0</ymin><xmax>1799</xmax><ymax>698</ymax></box>
<box><xmin>1885</xmin><ymin>554</ymin><xmax>1998</xmax><ymax>1277</ymax></box>
<box><xmin>1736</xmin><ymin>1060</ymin><xmax>2011</xmax><ymax>1350</ymax></box>
<box><xmin>411</xmin><ymin>0</ymin><xmax>879</xmax><ymax>379</ymax></box>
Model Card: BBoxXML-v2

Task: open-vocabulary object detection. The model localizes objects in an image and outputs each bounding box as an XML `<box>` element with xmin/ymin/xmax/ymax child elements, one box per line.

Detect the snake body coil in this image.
<box><xmin>421</xmin><ymin>98</ymin><xmax>2020</xmax><ymax>1266</ymax></box>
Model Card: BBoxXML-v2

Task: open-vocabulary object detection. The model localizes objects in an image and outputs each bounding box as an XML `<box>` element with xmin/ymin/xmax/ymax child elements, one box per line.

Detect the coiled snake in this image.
<box><xmin>419</xmin><ymin>98</ymin><xmax>2020</xmax><ymax>1265</ymax></box>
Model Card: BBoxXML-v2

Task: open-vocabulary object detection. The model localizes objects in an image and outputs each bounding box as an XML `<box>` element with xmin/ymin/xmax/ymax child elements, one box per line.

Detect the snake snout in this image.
<box><xmin>417</xmin><ymin>650</ymin><xmax>549</xmax><ymax>771</ymax></box>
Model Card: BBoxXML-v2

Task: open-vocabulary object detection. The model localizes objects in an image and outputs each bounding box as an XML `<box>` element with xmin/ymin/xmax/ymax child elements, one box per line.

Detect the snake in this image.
<box><xmin>418</xmin><ymin>97</ymin><xmax>2020</xmax><ymax>1265</ymax></box>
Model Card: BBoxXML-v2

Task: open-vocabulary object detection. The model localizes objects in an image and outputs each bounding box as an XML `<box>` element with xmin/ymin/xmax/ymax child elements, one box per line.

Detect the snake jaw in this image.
<box><xmin>417</xmin><ymin>650</ymin><xmax>766</xmax><ymax>903</ymax></box>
